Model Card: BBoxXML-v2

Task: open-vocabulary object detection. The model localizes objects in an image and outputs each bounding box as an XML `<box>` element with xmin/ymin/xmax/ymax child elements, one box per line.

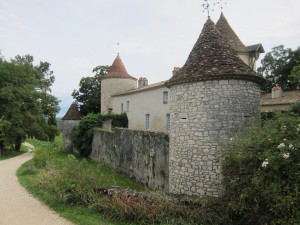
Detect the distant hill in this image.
<box><xmin>56</xmin><ymin>117</ymin><xmax>62</xmax><ymax>129</ymax></box>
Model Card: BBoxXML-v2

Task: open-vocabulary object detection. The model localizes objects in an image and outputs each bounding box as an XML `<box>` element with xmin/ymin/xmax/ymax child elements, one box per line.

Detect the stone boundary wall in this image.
<box><xmin>90</xmin><ymin>128</ymin><xmax>169</xmax><ymax>191</ymax></box>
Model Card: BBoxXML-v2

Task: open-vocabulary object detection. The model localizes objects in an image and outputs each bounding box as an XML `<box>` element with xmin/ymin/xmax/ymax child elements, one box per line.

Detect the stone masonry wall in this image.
<box><xmin>62</xmin><ymin>120</ymin><xmax>80</xmax><ymax>152</ymax></box>
<box><xmin>169</xmin><ymin>79</ymin><xmax>261</xmax><ymax>196</ymax></box>
<box><xmin>90</xmin><ymin>128</ymin><xmax>169</xmax><ymax>191</ymax></box>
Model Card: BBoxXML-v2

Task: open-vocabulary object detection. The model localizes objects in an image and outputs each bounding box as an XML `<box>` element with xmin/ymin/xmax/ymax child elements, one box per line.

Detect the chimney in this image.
<box><xmin>138</xmin><ymin>77</ymin><xmax>143</xmax><ymax>88</ymax></box>
<box><xmin>143</xmin><ymin>77</ymin><xmax>148</xmax><ymax>87</ymax></box>
<box><xmin>271</xmin><ymin>85</ymin><xmax>283</xmax><ymax>98</ymax></box>
<box><xmin>138</xmin><ymin>77</ymin><xmax>148</xmax><ymax>88</ymax></box>
<box><xmin>172</xmin><ymin>67</ymin><xmax>181</xmax><ymax>76</ymax></box>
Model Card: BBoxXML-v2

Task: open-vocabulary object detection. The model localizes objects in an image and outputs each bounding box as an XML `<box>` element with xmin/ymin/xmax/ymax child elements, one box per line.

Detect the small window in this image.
<box><xmin>166</xmin><ymin>114</ymin><xmax>170</xmax><ymax>132</ymax></box>
<box><xmin>121</xmin><ymin>103</ymin><xmax>123</xmax><ymax>113</ymax></box>
<box><xmin>163</xmin><ymin>91</ymin><xmax>168</xmax><ymax>104</ymax></box>
<box><xmin>126</xmin><ymin>101</ymin><xmax>129</xmax><ymax>112</ymax></box>
<box><xmin>145</xmin><ymin>114</ymin><xmax>150</xmax><ymax>130</ymax></box>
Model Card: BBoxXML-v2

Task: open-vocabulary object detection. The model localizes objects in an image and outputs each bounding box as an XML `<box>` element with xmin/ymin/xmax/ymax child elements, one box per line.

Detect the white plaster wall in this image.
<box><xmin>112</xmin><ymin>86</ymin><xmax>170</xmax><ymax>132</ymax></box>
<box><xmin>101</xmin><ymin>78</ymin><xmax>137</xmax><ymax>114</ymax></box>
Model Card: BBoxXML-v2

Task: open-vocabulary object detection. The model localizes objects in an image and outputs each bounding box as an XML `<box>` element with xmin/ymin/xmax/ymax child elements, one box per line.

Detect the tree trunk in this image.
<box><xmin>15</xmin><ymin>137</ymin><xmax>22</xmax><ymax>152</ymax></box>
<box><xmin>0</xmin><ymin>141</ymin><xmax>4</xmax><ymax>156</ymax></box>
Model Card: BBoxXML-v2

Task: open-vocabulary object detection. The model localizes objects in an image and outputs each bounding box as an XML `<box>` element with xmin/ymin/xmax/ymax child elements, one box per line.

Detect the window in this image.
<box><xmin>163</xmin><ymin>91</ymin><xmax>168</xmax><ymax>104</ymax></box>
<box><xmin>145</xmin><ymin>114</ymin><xmax>150</xmax><ymax>130</ymax></box>
<box><xmin>166</xmin><ymin>114</ymin><xmax>170</xmax><ymax>132</ymax></box>
<box><xmin>121</xmin><ymin>103</ymin><xmax>123</xmax><ymax>113</ymax></box>
<box><xmin>126</xmin><ymin>101</ymin><xmax>129</xmax><ymax>111</ymax></box>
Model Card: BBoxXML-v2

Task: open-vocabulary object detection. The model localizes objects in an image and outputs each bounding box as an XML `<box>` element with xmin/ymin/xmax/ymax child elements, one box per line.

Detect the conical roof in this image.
<box><xmin>216</xmin><ymin>13</ymin><xmax>247</xmax><ymax>52</ymax></box>
<box><xmin>165</xmin><ymin>18</ymin><xmax>265</xmax><ymax>88</ymax></box>
<box><xmin>62</xmin><ymin>102</ymin><xmax>81</xmax><ymax>120</ymax></box>
<box><xmin>102</xmin><ymin>54</ymin><xmax>137</xmax><ymax>80</ymax></box>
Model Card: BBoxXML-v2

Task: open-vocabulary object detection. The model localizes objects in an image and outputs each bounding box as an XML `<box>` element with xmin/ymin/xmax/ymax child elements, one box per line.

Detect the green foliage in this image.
<box><xmin>72</xmin><ymin>113</ymin><xmax>128</xmax><ymax>157</ymax></box>
<box><xmin>289</xmin><ymin>65</ymin><xmax>300</xmax><ymax>85</ymax></box>
<box><xmin>289</xmin><ymin>102</ymin><xmax>300</xmax><ymax>116</ymax></box>
<box><xmin>72</xmin><ymin>65</ymin><xmax>110</xmax><ymax>116</ymax></box>
<box><xmin>32</xmin><ymin>135</ymin><xmax>63</xmax><ymax>168</ymax></box>
<box><xmin>258</xmin><ymin>45</ymin><xmax>300</xmax><ymax>92</ymax></box>
<box><xmin>222</xmin><ymin>113</ymin><xmax>300</xmax><ymax>224</ymax></box>
<box><xmin>0</xmin><ymin>54</ymin><xmax>60</xmax><ymax>150</ymax></box>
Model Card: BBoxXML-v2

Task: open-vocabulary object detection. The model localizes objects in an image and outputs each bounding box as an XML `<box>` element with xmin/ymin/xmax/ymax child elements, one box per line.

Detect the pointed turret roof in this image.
<box><xmin>62</xmin><ymin>102</ymin><xmax>81</xmax><ymax>120</ymax></box>
<box><xmin>216</xmin><ymin>13</ymin><xmax>247</xmax><ymax>52</ymax></box>
<box><xmin>102</xmin><ymin>54</ymin><xmax>137</xmax><ymax>80</ymax></box>
<box><xmin>165</xmin><ymin>18</ymin><xmax>265</xmax><ymax>88</ymax></box>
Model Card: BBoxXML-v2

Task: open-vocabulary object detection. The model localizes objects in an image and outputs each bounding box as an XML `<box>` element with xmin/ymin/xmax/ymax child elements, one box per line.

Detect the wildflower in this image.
<box><xmin>282</xmin><ymin>153</ymin><xmax>289</xmax><ymax>159</ymax></box>
<box><xmin>268</xmin><ymin>138</ymin><xmax>271</xmax><ymax>141</ymax></box>
<box><xmin>262</xmin><ymin>159</ymin><xmax>269</xmax><ymax>168</ymax></box>
<box><xmin>277</xmin><ymin>143</ymin><xmax>285</xmax><ymax>149</ymax></box>
<box><xmin>283</xmin><ymin>138</ymin><xmax>287</xmax><ymax>141</ymax></box>
<box><xmin>289</xmin><ymin>144</ymin><xmax>295</xmax><ymax>150</ymax></box>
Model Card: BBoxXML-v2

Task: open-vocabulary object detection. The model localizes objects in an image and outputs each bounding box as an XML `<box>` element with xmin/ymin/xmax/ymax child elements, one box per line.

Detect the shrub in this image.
<box><xmin>222</xmin><ymin>113</ymin><xmax>300</xmax><ymax>224</ymax></box>
<box><xmin>72</xmin><ymin>113</ymin><xmax>128</xmax><ymax>157</ymax></box>
<box><xmin>32</xmin><ymin>136</ymin><xmax>62</xmax><ymax>168</ymax></box>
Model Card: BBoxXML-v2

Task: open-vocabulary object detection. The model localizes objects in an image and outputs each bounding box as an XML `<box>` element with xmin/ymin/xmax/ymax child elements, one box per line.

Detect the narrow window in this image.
<box><xmin>126</xmin><ymin>101</ymin><xmax>129</xmax><ymax>112</ymax></box>
<box><xmin>166</xmin><ymin>114</ymin><xmax>170</xmax><ymax>132</ymax></box>
<box><xmin>145</xmin><ymin>114</ymin><xmax>150</xmax><ymax>130</ymax></box>
<box><xmin>163</xmin><ymin>91</ymin><xmax>168</xmax><ymax>104</ymax></box>
<box><xmin>121</xmin><ymin>103</ymin><xmax>123</xmax><ymax>113</ymax></box>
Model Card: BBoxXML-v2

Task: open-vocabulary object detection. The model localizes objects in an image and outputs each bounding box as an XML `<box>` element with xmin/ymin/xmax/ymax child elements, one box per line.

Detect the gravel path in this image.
<box><xmin>0</xmin><ymin>144</ymin><xmax>73</xmax><ymax>225</ymax></box>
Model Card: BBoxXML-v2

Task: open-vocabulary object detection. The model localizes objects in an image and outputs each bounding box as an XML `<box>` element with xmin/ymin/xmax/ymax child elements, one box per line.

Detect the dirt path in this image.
<box><xmin>0</xmin><ymin>144</ymin><xmax>73</xmax><ymax>225</ymax></box>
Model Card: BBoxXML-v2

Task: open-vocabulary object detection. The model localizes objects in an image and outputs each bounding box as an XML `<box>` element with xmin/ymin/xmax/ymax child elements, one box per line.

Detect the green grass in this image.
<box><xmin>0</xmin><ymin>144</ymin><xmax>28</xmax><ymax>161</ymax></box>
<box><xmin>17</xmin><ymin>138</ymin><xmax>143</xmax><ymax>225</ymax></box>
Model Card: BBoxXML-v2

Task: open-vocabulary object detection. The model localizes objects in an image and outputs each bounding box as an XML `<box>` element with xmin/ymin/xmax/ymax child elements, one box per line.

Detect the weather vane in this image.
<box><xmin>117</xmin><ymin>42</ymin><xmax>120</xmax><ymax>55</ymax></box>
<box><xmin>217</xmin><ymin>0</ymin><xmax>227</xmax><ymax>12</ymax></box>
<box><xmin>202</xmin><ymin>0</ymin><xmax>227</xmax><ymax>17</ymax></box>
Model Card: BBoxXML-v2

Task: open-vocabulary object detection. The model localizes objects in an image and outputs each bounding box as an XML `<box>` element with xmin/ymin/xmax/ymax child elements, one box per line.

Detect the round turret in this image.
<box><xmin>101</xmin><ymin>54</ymin><xmax>137</xmax><ymax>114</ymax></box>
<box><xmin>166</xmin><ymin>18</ymin><xmax>265</xmax><ymax>196</ymax></box>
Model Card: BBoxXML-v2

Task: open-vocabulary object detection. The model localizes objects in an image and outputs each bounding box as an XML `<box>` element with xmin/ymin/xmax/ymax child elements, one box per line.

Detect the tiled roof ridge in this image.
<box><xmin>165</xmin><ymin>18</ymin><xmax>265</xmax><ymax>88</ymax></box>
<box><xmin>216</xmin><ymin>12</ymin><xmax>247</xmax><ymax>52</ymax></box>
<box><xmin>102</xmin><ymin>54</ymin><xmax>137</xmax><ymax>80</ymax></box>
<box><xmin>62</xmin><ymin>102</ymin><xmax>81</xmax><ymax>120</ymax></box>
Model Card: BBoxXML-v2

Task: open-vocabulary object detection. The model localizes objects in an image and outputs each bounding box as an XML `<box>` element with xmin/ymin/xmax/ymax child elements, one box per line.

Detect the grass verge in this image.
<box><xmin>17</xmin><ymin>137</ymin><xmax>143</xmax><ymax>225</ymax></box>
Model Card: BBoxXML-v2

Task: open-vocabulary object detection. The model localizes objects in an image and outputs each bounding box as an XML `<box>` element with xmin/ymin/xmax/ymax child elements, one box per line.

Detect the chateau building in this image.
<box><xmin>101</xmin><ymin>13</ymin><xmax>265</xmax><ymax>133</ymax></box>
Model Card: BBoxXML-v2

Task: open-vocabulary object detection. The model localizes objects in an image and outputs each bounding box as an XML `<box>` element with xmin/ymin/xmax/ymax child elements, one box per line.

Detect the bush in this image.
<box><xmin>72</xmin><ymin>113</ymin><xmax>128</xmax><ymax>157</ymax></box>
<box><xmin>32</xmin><ymin>136</ymin><xmax>62</xmax><ymax>168</ymax></box>
<box><xmin>222</xmin><ymin>112</ymin><xmax>300</xmax><ymax>224</ymax></box>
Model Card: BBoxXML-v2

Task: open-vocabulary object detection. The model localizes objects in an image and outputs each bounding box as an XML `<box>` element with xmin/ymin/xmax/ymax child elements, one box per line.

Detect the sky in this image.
<box><xmin>0</xmin><ymin>0</ymin><xmax>299</xmax><ymax>117</ymax></box>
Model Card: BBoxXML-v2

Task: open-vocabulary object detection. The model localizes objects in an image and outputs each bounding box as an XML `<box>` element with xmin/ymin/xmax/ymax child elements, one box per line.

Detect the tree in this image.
<box><xmin>0</xmin><ymin>54</ymin><xmax>60</xmax><ymax>151</ymax></box>
<box><xmin>72</xmin><ymin>65</ymin><xmax>110</xmax><ymax>116</ymax></box>
<box><xmin>257</xmin><ymin>45</ymin><xmax>300</xmax><ymax>92</ymax></box>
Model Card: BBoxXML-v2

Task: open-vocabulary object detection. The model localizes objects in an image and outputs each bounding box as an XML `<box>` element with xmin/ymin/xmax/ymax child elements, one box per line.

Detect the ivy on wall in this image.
<box><xmin>72</xmin><ymin>113</ymin><xmax>128</xmax><ymax>157</ymax></box>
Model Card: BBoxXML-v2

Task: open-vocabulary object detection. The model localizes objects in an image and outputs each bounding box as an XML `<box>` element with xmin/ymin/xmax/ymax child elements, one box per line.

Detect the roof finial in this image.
<box><xmin>217</xmin><ymin>0</ymin><xmax>227</xmax><ymax>12</ymax></box>
<box><xmin>202</xmin><ymin>0</ymin><xmax>218</xmax><ymax>18</ymax></box>
<box><xmin>117</xmin><ymin>42</ymin><xmax>120</xmax><ymax>55</ymax></box>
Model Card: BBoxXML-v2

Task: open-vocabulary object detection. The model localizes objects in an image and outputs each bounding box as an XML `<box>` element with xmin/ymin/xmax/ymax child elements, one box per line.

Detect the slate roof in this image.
<box><xmin>62</xmin><ymin>102</ymin><xmax>81</xmax><ymax>120</ymax></box>
<box><xmin>165</xmin><ymin>18</ymin><xmax>265</xmax><ymax>88</ymax></box>
<box><xmin>261</xmin><ymin>90</ymin><xmax>300</xmax><ymax>106</ymax></box>
<box><xmin>246</xmin><ymin>44</ymin><xmax>265</xmax><ymax>53</ymax></box>
<box><xmin>102</xmin><ymin>54</ymin><xmax>137</xmax><ymax>80</ymax></box>
<box><xmin>216</xmin><ymin>13</ymin><xmax>247</xmax><ymax>52</ymax></box>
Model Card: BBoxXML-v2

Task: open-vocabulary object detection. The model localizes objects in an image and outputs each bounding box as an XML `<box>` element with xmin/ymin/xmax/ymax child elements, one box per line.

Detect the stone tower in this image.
<box><xmin>62</xmin><ymin>102</ymin><xmax>81</xmax><ymax>152</ymax></box>
<box><xmin>101</xmin><ymin>54</ymin><xmax>137</xmax><ymax>114</ymax></box>
<box><xmin>165</xmin><ymin>18</ymin><xmax>265</xmax><ymax>196</ymax></box>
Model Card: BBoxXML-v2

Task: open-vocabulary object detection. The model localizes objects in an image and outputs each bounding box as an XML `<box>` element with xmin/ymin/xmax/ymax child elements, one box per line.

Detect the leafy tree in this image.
<box><xmin>0</xmin><ymin>54</ymin><xmax>60</xmax><ymax>151</ymax></box>
<box><xmin>0</xmin><ymin>117</ymin><xmax>11</xmax><ymax>156</ymax></box>
<box><xmin>258</xmin><ymin>45</ymin><xmax>300</xmax><ymax>92</ymax></box>
<box><xmin>72</xmin><ymin>65</ymin><xmax>110</xmax><ymax>116</ymax></box>
<box><xmin>289</xmin><ymin>65</ymin><xmax>300</xmax><ymax>86</ymax></box>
